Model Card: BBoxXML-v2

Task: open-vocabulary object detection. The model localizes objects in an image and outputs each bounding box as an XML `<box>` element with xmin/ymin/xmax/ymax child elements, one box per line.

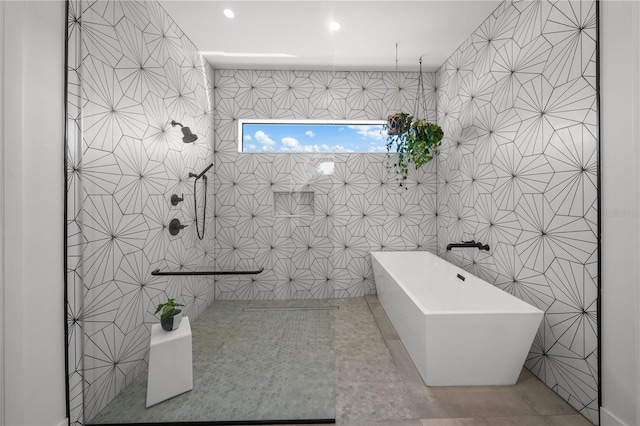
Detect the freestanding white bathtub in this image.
<box><xmin>371</xmin><ymin>251</ymin><xmax>543</xmax><ymax>386</ymax></box>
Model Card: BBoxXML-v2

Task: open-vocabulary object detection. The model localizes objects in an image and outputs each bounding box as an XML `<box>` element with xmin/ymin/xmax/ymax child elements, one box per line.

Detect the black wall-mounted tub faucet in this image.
<box><xmin>446</xmin><ymin>240</ymin><xmax>490</xmax><ymax>251</ymax></box>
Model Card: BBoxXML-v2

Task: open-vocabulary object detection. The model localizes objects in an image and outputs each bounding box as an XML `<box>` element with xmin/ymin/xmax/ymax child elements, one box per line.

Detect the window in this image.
<box><xmin>238</xmin><ymin>119</ymin><xmax>388</xmax><ymax>153</ymax></box>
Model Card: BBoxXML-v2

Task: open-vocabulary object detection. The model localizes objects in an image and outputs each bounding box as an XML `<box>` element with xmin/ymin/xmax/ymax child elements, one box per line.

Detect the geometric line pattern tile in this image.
<box><xmin>436</xmin><ymin>0</ymin><xmax>598</xmax><ymax>423</ymax></box>
<box><xmin>213</xmin><ymin>67</ymin><xmax>437</xmax><ymax>302</ymax></box>
<box><xmin>67</xmin><ymin>1</ymin><xmax>215</xmax><ymax>422</ymax></box>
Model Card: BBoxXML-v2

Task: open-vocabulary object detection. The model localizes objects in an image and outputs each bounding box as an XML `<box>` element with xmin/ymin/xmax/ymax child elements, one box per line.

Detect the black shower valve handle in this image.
<box><xmin>169</xmin><ymin>218</ymin><xmax>188</xmax><ymax>236</ymax></box>
<box><xmin>170</xmin><ymin>193</ymin><xmax>184</xmax><ymax>206</ymax></box>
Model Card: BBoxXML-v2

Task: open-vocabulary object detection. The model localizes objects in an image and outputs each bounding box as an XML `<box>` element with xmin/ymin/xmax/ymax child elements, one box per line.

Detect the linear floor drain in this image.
<box><xmin>243</xmin><ymin>306</ymin><xmax>339</xmax><ymax>312</ymax></box>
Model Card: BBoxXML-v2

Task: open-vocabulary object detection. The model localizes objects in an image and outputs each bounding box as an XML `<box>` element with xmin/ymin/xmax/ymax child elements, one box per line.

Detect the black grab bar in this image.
<box><xmin>151</xmin><ymin>267</ymin><xmax>264</xmax><ymax>276</ymax></box>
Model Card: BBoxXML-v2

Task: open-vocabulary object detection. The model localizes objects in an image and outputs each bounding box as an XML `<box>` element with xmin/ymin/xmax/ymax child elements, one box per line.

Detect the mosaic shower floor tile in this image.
<box><xmin>90</xmin><ymin>299</ymin><xmax>337</xmax><ymax>424</ymax></box>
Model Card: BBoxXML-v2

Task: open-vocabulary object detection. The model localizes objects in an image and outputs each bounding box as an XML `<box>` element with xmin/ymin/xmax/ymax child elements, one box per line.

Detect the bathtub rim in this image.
<box><xmin>370</xmin><ymin>250</ymin><xmax>544</xmax><ymax>317</ymax></box>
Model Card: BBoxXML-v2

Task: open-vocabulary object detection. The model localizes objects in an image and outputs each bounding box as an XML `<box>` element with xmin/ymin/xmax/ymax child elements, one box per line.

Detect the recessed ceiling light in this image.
<box><xmin>223</xmin><ymin>9</ymin><xmax>235</xmax><ymax>19</ymax></box>
<box><xmin>329</xmin><ymin>21</ymin><xmax>341</xmax><ymax>32</ymax></box>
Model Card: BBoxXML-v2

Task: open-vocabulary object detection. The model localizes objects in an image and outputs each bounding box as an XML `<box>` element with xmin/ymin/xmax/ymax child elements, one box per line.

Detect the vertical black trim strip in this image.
<box><xmin>595</xmin><ymin>0</ymin><xmax>602</xmax><ymax>423</ymax></box>
<box><xmin>63</xmin><ymin>0</ymin><xmax>71</xmax><ymax>424</ymax></box>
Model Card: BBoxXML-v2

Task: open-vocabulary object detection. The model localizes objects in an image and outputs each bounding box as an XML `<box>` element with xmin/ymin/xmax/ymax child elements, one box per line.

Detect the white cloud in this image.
<box><xmin>244</xmin><ymin>134</ymin><xmax>252</xmax><ymax>141</ymax></box>
<box><xmin>305</xmin><ymin>130</ymin><xmax>315</xmax><ymax>138</ymax></box>
<box><xmin>281</xmin><ymin>136</ymin><xmax>300</xmax><ymax>148</ymax></box>
<box><xmin>332</xmin><ymin>145</ymin><xmax>354</xmax><ymax>153</ymax></box>
<box><xmin>348</xmin><ymin>125</ymin><xmax>385</xmax><ymax>140</ymax></box>
<box><xmin>368</xmin><ymin>145</ymin><xmax>388</xmax><ymax>153</ymax></box>
<box><xmin>255</xmin><ymin>130</ymin><xmax>276</xmax><ymax>146</ymax></box>
<box><xmin>278</xmin><ymin>138</ymin><xmax>330</xmax><ymax>153</ymax></box>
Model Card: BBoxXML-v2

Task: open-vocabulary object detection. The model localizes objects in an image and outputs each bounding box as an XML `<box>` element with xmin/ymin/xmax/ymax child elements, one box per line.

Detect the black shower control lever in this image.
<box><xmin>170</xmin><ymin>194</ymin><xmax>184</xmax><ymax>206</ymax></box>
<box><xmin>169</xmin><ymin>218</ymin><xmax>188</xmax><ymax>236</ymax></box>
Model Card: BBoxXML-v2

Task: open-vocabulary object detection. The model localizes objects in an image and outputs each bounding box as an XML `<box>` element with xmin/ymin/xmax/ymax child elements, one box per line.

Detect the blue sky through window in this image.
<box><xmin>240</xmin><ymin>120</ymin><xmax>388</xmax><ymax>153</ymax></box>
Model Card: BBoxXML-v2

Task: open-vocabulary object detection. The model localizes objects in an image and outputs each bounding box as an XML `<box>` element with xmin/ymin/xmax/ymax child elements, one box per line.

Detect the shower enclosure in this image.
<box><xmin>64</xmin><ymin>0</ymin><xmax>431</xmax><ymax>422</ymax></box>
<box><xmin>64</xmin><ymin>0</ymin><xmax>336</xmax><ymax>423</ymax></box>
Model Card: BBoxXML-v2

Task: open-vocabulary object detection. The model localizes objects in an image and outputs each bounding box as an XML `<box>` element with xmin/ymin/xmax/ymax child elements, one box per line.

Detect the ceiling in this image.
<box><xmin>158</xmin><ymin>1</ymin><xmax>503</xmax><ymax>72</ymax></box>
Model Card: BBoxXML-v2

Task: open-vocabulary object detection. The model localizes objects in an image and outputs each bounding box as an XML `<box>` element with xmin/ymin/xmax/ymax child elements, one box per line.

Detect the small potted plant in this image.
<box><xmin>384</xmin><ymin>114</ymin><xmax>444</xmax><ymax>187</ymax></box>
<box><xmin>155</xmin><ymin>297</ymin><xmax>184</xmax><ymax>331</ymax></box>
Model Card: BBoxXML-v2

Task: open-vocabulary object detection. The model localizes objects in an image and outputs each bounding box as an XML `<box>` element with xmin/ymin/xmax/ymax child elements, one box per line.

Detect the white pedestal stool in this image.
<box><xmin>146</xmin><ymin>316</ymin><xmax>193</xmax><ymax>407</ymax></box>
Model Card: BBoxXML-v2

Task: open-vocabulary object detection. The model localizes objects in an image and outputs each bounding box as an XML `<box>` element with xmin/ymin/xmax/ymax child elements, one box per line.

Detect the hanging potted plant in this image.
<box><xmin>155</xmin><ymin>297</ymin><xmax>184</xmax><ymax>331</ymax></box>
<box><xmin>384</xmin><ymin>116</ymin><xmax>443</xmax><ymax>187</ymax></box>
<box><xmin>410</xmin><ymin>119</ymin><xmax>444</xmax><ymax>168</ymax></box>
<box><xmin>385</xmin><ymin>55</ymin><xmax>444</xmax><ymax>187</ymax></box>
<box><xmin>386</xmin><ymin>112</ymin><xmax>412</xmax><ymax>136</ymax></box>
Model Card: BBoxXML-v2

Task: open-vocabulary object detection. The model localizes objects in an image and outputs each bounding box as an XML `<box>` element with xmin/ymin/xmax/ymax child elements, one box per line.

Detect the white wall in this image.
<box><xmin>0</xmin><ymin>0</ymin><xmax>6</xmax><ymax>424</ymax></box>
<box><xmin>1</xmin><ymin>1</ymin><xmax>67</xmax><ymax>425</ymax></box>
<box><xmin>600</xmin><ymin>1</ymin><xmax>640</xmax><ymax>425</ymax></box>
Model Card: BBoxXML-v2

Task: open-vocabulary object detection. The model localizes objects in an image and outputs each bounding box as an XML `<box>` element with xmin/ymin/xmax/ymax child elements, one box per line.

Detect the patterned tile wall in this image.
<box><xmin>212</xmin><ymin>68</ymin><xmax>437</xmax><ymax>300</ymax></box>
<box><xmin>434</xmin><ymin>0</ymin><xmax>598</xmax><ymax>423</ymax></box>
<box><xmin>65</xmin><ymin>0</ymin><xmax>215</xmax><ymax>423</ymax></box>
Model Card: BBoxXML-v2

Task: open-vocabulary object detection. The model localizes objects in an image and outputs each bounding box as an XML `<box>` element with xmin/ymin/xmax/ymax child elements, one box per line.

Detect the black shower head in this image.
<box><xmin>180</xmin><ymin>127</ymin><xmax>198</xmax><ymax>143</ymax></box>
<box><xmin>171</xmin><ymin>120</ymin><xmax>198</xmax><ymax>143</ymax></box>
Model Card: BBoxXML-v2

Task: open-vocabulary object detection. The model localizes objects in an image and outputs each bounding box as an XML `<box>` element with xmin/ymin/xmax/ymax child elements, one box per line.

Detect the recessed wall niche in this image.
<box><xmin>273</xmin><ymin>191</ymin><xmax>315</xmax><ymax>217</ymax></box>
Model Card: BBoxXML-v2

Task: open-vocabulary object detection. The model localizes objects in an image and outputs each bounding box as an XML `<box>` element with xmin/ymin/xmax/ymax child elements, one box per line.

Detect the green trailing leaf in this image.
<box><xmin>384</xmin><ymin>113</ymin><xmax>444</xmax><ymax>188</ymax></box>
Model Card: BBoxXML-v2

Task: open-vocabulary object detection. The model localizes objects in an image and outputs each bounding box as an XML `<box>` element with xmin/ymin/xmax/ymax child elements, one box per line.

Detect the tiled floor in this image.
<box><xmin>91</xmin><ymin>299</ymin><xmax>336</xmax><ymax>423</ymax></box>
<box><xmin>92</xmin><ymin>295</ymin><xmax>593</xmax><ymax>426</ymax></box>
<box><xmin>323</xmin><ymin>296</ymin><xmax>593</xmax><ymax>426</ymax></box>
